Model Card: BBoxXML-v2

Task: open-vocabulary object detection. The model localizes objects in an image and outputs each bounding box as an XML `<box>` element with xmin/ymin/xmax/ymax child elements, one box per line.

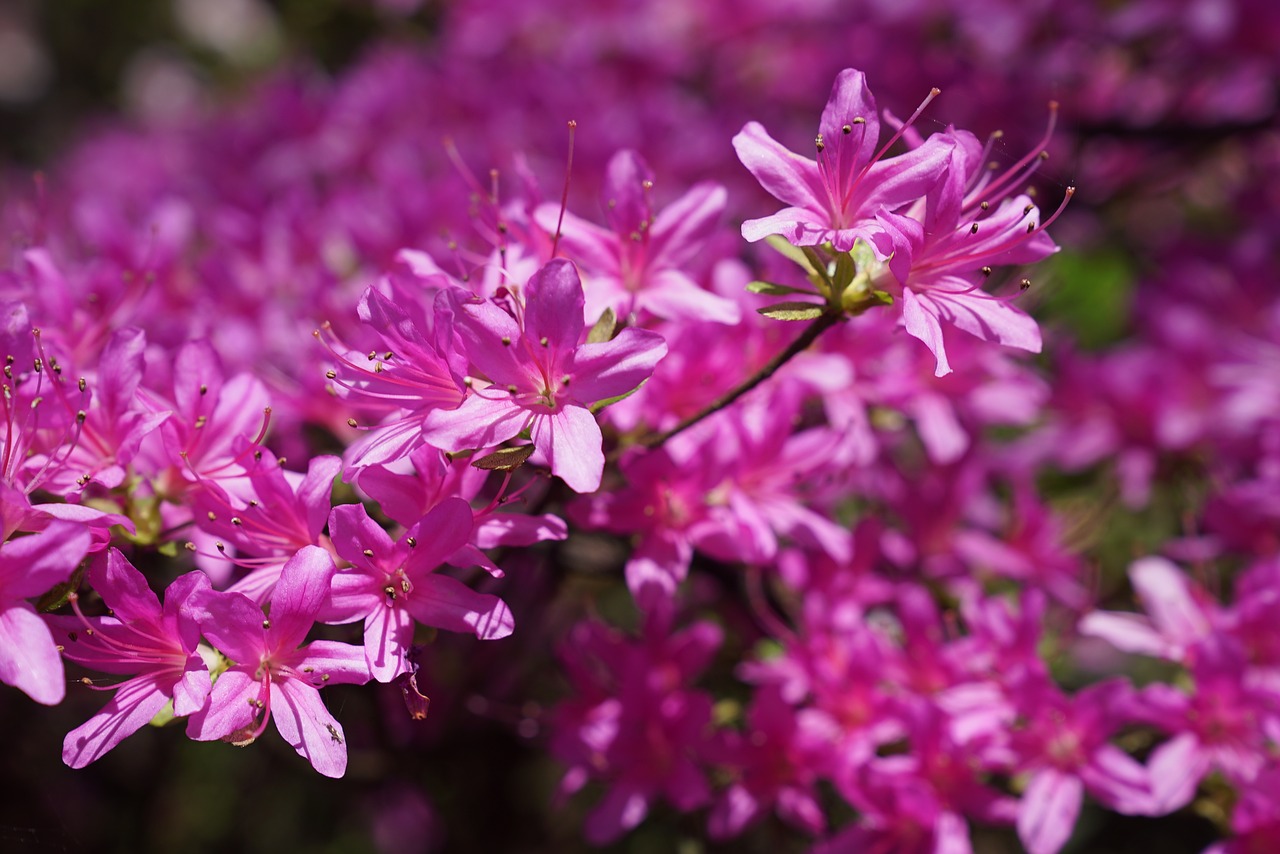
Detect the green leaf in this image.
<box><xmin>757</xmin><ymin>301</ymin><xmax>825</xmax><ymax>321</ymax></box>
<box><xmin>471</xmin><ymin>445</ymin><xmax>535</xmax><ymax>471</ymax></box>
<box><xmin>764</xmin><ymin>234</ymin><xmax>816</xmax><ymax>272</ymax></box>
<box><xmin>586</xmin><ymin>307</ymin><xmax>617</xmax><ymax>344</ymax></box>
<box><xmin>747</xmin><ymin>280</ymin><xmax>814</xmax><ymax>297</ymax></box>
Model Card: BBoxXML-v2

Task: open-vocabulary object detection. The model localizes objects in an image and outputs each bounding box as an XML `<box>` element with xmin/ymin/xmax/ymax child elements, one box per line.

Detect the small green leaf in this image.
<box><xmin>472</xmin><ymin>445</ymin><xmax>535</xmax><ymax>471</ymax></box>
<box><xmin>832</xmin><ymin>251</ymin><xmax>856</xmax><ymax>291</ymax></box>
<box><xmin>586</xmin><ymin>307</ymin><xmax>617</xmax><ymax>344</ymax></box>
<box><xmin>757</xmin><ymin>301</ymin><xmax>825</xmax><ymax>321</ymax></box>
<box><xmin>747</xmin><ymin>280</ymin><xmax>814</xmax><ymax>297</ymax></box>
<box><xmin>764</xmin><ymin>234</ymin><xmax>816</xmax><ymax>272</ymax></box>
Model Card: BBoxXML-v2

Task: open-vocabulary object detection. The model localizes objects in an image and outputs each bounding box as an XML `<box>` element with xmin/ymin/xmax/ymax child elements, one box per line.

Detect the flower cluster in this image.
<box><xmin>0</xmin><ymin>2</ymin><xmax>1277</xmax><ymax>847</ymax></box>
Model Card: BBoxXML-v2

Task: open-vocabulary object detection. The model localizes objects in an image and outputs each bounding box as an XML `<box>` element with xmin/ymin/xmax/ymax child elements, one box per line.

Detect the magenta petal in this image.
<box><xmin>523</xmin><ymin>258</ymin><xmax>586</xmax><ymax>352</ymax></box>
<box><xmin>902</xmin><ymin>287</ymin><xmax>952</xmax><ymax>377</ymax></box>
<box><xmin>1129</xmin><ymin>557</ymin><xmax>1210</xmax><ymax>646</ymax></box>
<box><xmin>642</xmin><ymin>269</ymin><xmax>741</xmax><ymax>325</ymax></box>
<box><xmin>186</xmin><ymin>668</ymin><xmax>258</xmax><ymax>742</ymax></box>
<box><xmin>732</xmin><ymin>122</ymin><xmax>824</xmax><ymax>212</ymax></box>
<box><xmin>531</xmin><ymin>406</ymin><xmax>604</xmax><ymax>493</ymax></box>
<box><xmin>0</xmin><ymin>521</ymin><xmax>91</xmax><ymax>596</ymax></box>
<box><xmin>404</xmin><ymin>574</ymin><xmax>514</xmax><ymax>640</ymax></box>
<box><xmin>172</xmin><ymin>654</ymin><xmax>213</xmax><ymax>717</ymax></box>
<box><xmin>293</xmin><ymin>640</ymin><xmax>372</xmax><ymax>686</ymax></box>
<box><xmin>270</xmin><ymin>680</ymin><xmax>347</xmax><ymax>778</ymax></box>
<box><xmin>570</xmin><ymin>328</ymin><xmax>668</xmax><ymax>405</ymax></box>
<box><xmin>740</xmin><ymin>206</ymin><xmax>831</xmax><ymax>246</ymax></box>
<box><xmin>90</xmin><ymin>549</ymin><xmax>162</xmax><ymax>624</ymax></box>
<box><xmin>647</xmin><ymin>182</ymin><xmax>727</xmax><ymax>269</ymax></box>
<box><xmin>0</xmin><ymin>602</ymin><xmax>65</xmax><ymax>704</ymax></box>
<box><xmin>584</xmin><ymin>783</ymin><xmax>650</xmax><ymax>845</ymax></box>
<box><xmin>819</xmin><ymin>69</ymin><xmax>880</xmax><ymax>168</ymax></box>
<box><xmin>402</xmin><ymin>498</ymin><xmax>474</xmax><ymax>579</ymax></box>
<box><xmin>1147</xmin><ymin>732</ymin><xmax>1210</xmax><ymax>814</ymax></box>
<box><xmin>328</xmin><ymin>503</ymin><xmax>397</xmax><ymax>569</ymax></box>
<box><xmin>62</xmin><ymin>678</ymin><xmax>172</xmax><ymax>768</ymax></box>
<box><xmin>192</xmin><ymin>589</ymin><xmax>267</xmax><ymax>665</ymax></box>
<box><xmin>535</xmin><ymin>206</ymin><xmax>620</xmax><ymax>272</ymax></box>
<box><xmin>420</xmin><ymin>393</ymin><xmax>527</xmax><ymax>452</ymax></box>
<box><xmin>1080</xmin><ymin>744</ymin><xmax>1154</xmax><ymax>815</ymax></box>
<box><xmin>364</xmin><ymin>603</ymin><xmax>414</xmax><ymax>682</ymax></box>
<box><xmin>1017</xmin><ymin>769</ymin><xmax>1083</xmax><ymax>854</ymax></box>
<box><xmin>1077</xmin><ymin>612</ymin><xmax>1167</xmax><ymax>658</ymax></box>
<box><xmin>266</xmin><ymin>546</ymin><xmax>336</xmax><ymax>650</ymax></box>
<box><xmin>913</xmin><ymin>287</ymin><xmax>1042</xmax><ymax>355</ymax></box>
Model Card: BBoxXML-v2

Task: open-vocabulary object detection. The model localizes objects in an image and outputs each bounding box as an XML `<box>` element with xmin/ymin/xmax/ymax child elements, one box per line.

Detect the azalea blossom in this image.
<box><xmin>186</xmin><ymin>546</ymin><xmax>371</xmax><ymax>777</ymax></box>
<box><xmin>422</xmin><ymin>258</ymin><xmax>667</xmax><ymax>493</ymax></box>
<box><xmin>49</xmin><ymin>550</ymin><xmax>213</xmax><ymax>768</ymax></box>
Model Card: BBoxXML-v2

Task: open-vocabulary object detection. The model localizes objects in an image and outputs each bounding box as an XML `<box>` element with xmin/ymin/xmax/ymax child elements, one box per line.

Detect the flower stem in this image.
<box><xmin>638</xmin><ymin>309</ymin><xmax>843</xmax><ymax>450</ymax></box>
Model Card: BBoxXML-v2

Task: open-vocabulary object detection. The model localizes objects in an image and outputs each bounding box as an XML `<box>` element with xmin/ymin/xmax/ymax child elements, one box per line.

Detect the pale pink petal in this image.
<box><xmin>531</xmin><ymin>405</ymin><xmax>604</xmax><ymax>493</ymax></box>
<box><xmin>732</xmin><ymin>122</ymin><xmax>824</xmax><ymax>212</ymax></box>
<box><xmin>186</xmin><ymin>668</ymin><xmax>259</xmax><ymax>741</ymax></box>
<box><xmin>63</xmin><ymin>677</ymin><xmax>173</xmax><ymax>768</ymax></box>
<box><xmin>1017</xmin><ymin>769</ymin><xmax>1083</xmax><ymax>854</ymax></box>
<box><xmin>266</xmin><ymin>546</ymin><xmax>336</xmax><ymax>650</ymax></box>
<box><xmin>642</xmin><ymin>269</ymin><xmax>741</xmax><ymax>325</ymax></box>
<box><xmin>404</xmin><ymin>574</ymin><xmax>514</xmax><ymax>640</ymax></box>
<box><xmin>1147</xmin><ymin>732</ymin><xmax>1210</xmax><ymax>814</ymax></box>
<box><xmin>569</xmin><ymin>327</ymin><xmax>667</xmax><ymax>405</ymax></box>
<box><xmin>420</xmin><ymin>393</ymin><xmax>527</xmax><ymax>452</ymax></box>
<box><xmin>523</xmin><ymin>258</ymin><xmax>586</xmax><ymax>352</ymax></box>
<box><xmin>902</xmin><ymin>287</ymin><xmax>952</xmax><ymax>377</ymax></box>
<box><xmin>0</xmin><ymin>521</ymin><xmax>92</xmax><ymax>596</ymax></box>
<box><xmin>0</xmin><ymin>602</ymin><xmax>65</xmax><ymax>704</ymax></box>
<box><xmin>292</xmin><ymin>640</ymin><xmax>372</xmax><ymax>686</ymax></box>
<box><xmin>271</xmin><ymin>680</ymin><xmax>347</xmax><ymax>778</ymax></box>
<box><xmin>364</xmin><ymin>603</ymin><xmax>414</xmax><ymax>682</ymax></box>
<box><xmin>1129</xmin><ymin>557</ymin><xmax>1211</xmax><ymax>647</ymax></box>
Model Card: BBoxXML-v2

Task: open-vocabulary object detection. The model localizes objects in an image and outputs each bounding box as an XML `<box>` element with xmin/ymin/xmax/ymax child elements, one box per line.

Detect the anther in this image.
<box><xmin>325</xmin><ymin>370</ymin><xmax>336</xmax><ymax>379</ymax></box>
<box><xmin>231</xmin><ymin>517</ymin><xmax>242</xmax><ymax>526</ymax></box>
<box><xmin>199</xmin><ymin>384</ymin><xmax>208</xmax><ymax>395</ymax></box>
<box><xmin>406</xmin><ymin>537</ymin><xmax>416</xmax><ymax>548</ymax></box>
<box><xmin>852</xmin><ymin>117</ymin><xmax>866</xmax><ymax>124</ymax></box>
<box><xmin>980</xmin><ymin>201</ymin><xmax>990</xmax><ymax>211</ymax></box>
<box><xmin>215</xmin><ymin>542</ymin><xmax>226</xmax><ymax>552</ymax></box>
<box><xmin>507</xmin><ymin>385</ymin><xmax>518</xmax><ymax>394</ymax></box>
<box><xmin>207</xmin><ymin>511</ymin><xmax>217</xmax><ymax>521</ymax></box>
<box><xmin>981</xmin><ymin>266</ymin><xmax>993</xmax><ymax>276</ymax></box>
<box><xmin>262</xmin><ymin>619</ymin><xmax>271</xmax><ymax>630</ymax></box>
<box><xmin>540</xmin><ymin>337</ymin><xmax>548</xmax><ymax>347</ymax></box>
<box><xmin>970</xmin><ymin>223</ymin><xmax>980</xmax><ymax>235</ymax></box>
<box><xmin>842</xmin><ymin>124</ymin><xmax>853</xmax><ymax>134</ymax></box>
<box><xmin>184</xmin><ymin>542</ymin><xmax>196</xmax><ymax>551</ymax></box>
<box><xmin>1020</xmin><ymin>278</ymin><xmax>1032</xmax><ymax>291</ymax></box>
<box><xmin>815</xmin><ymin>134</ymin><xmax>825</xmax><ymax>152</ymax></box>
<box><xmin>362</xmin><ymin>549</ymin><xmax>374</xmax><ymax>558</ymax></box>
<box><xmin>347</xmin><ymin>418</ymin><xmax>358</xmax><ymax>428</ymax></box>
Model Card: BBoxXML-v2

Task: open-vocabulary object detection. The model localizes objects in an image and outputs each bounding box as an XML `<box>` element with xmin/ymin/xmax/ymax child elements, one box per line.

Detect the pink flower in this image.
<box><xmin>320</xmin><ymin>499</ymin><xmax>513</xmax><ymax>682</ymax></box>
<box><xmin>733</xmin><ymin>68</ymin><xmax>952</xmax><ymax>253</ymax></box>
<box><xmin>422</xmin><ymin>259</ymin><xmax>667</xmax><ymax>493</ymax></box>
<box><xmin>0</xmin><ymin>522</ymin><xmax>92</xmax><ymax>705</ymax></box>
<box><xmin>186</xmin><ymin>546</ymin><xmax>371</xmax><ymax>777</ymax></box>
<box><xmin>535</xmin><ymin>149</ymin><xmax>740</xmax><ymax>324</ymax></box>
<box><xmin>49</xmin><ymin>550</ymin><xmax>213</xmax><ymax>767</ymax></box>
